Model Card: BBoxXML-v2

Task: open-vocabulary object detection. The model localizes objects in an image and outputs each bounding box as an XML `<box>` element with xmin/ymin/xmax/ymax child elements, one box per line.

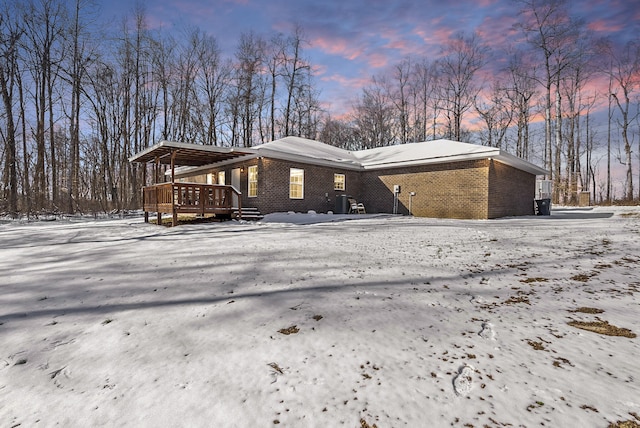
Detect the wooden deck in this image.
<box><xmin>143</xmin><ymin>182</ymin><xmax>242</xmax><ymax>226</ymax></box>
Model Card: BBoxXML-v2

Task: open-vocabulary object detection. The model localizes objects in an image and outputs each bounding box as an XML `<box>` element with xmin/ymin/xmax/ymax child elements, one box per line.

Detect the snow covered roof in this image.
<box><xmin>251</xmin><ymin>136</ymin><xmax>361</xmax><ymax>169</ymax></box>
<box><xmin>132</xmin><ymin>137</ymin><xmax>548</xmax><ymax>176</ymax></box>
<box><xmin>251</xmin><ymin>137</ymin><xmax>547</xmax><ymax>176</ymax></box>
<box><xmin>128</xmin><ymin>140</ymin><xmax>253</xmax><ymax>166</ymax></box>
<box><xmin>353</xmin><ymin>139</ymin><xmax>499</xmax><ymax>168</ymax></box>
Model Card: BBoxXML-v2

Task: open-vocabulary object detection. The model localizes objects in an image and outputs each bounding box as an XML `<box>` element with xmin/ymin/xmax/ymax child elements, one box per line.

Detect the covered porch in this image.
<box><xmin>142</xmin><ymin>182</ymin><xmax>240</xmax><ymax>226</ymax></box>
<box><xmin>129</xmin><ymin>141</ymin><xmax>254</xmax><ymax>226</ymax></box>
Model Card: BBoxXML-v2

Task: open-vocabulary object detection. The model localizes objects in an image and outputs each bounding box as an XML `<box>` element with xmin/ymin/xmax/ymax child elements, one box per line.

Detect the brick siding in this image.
<box><xmin>177</xmin><ymin>157</ymin><xmax>536</xmax><ymax>219</ymax></box>
<box><xmin>360</xmin><ymin>160</ymin><xmax>490</xmax><ymax>219</ymax></box>
<box><xmin>487</xmin><ymin>161</ymin><xmax>536</xmax><ymax>218</ymax></box>
<box><xmin>183</xmin><ymin>159</ymin><xmax>360</xmax><ymax>214</ymax></box>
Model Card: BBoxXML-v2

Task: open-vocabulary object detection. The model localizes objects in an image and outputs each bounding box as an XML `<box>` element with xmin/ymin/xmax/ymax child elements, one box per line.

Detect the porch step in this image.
<box><xmin>234</xmin><ymin>207</ymin><xmax>264</xmax><ymax>221</ymax></box>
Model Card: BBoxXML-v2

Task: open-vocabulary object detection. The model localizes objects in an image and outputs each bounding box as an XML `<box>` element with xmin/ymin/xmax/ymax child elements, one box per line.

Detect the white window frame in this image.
<box><xmin>334</xmin><ymin>173</ymin><xmax>345</xmax><ymax>191</ymax></box>
<box><xmin>289</xmin><ymin>168</ymin><xmax>304</xmax><ymax>199</ymax></box>
<box><xmin>217</xmin><ymin>171</ymin><xmax>225</xmax><ymax>185</ymax></box>
<box><xmin>248</xmin><ymin>165</ymin><xmax>258</xmax><ymax>197</ymax></box>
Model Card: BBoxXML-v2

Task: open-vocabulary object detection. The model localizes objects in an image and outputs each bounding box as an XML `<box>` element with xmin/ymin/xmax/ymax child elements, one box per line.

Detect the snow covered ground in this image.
<box><xmin>1</xmin><ymin>207</ymin><xmax>639</xmax><ymax>427</ymax></box>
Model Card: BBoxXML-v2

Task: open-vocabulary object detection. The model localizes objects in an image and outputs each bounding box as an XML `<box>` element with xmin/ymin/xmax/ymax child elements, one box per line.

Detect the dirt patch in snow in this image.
<box><xmin>360</xmin><ymin>418</ymin><xmax>378</xmax><ymax>428</ymax></box>
<box><xmin>608</xmin><ymin>412</ymin><xmax>640</xmax><ymax>428</ymax></box>
<box><xmin>569</xmin><ymin>307</ymin><xmax>605</xmax><ymax>314</ymax></box>
<box><xmin>278</xmin><ymin>325</ymin><xmax>300</xmax><ymax>335</ymax></box>
<box><xmin>520</xmin><ymin>277</ymin><xmax>549</xmax><ymax>284</ymax></box>
<box><xmin>568</xmin><ymin>320</ymin><xmax>636</xmax><ymax>338</ymax></box>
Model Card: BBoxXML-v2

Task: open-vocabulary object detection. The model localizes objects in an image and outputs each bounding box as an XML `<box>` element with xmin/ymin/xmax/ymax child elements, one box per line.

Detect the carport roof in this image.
<box><xmin>128</xmin><ymin>140</ymin><xmax>253</xmax><ymax>166</ymax></box>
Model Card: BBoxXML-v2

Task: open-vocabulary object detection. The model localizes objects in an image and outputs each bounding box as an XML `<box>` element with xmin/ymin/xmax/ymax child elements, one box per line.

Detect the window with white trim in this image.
<box><xmin>289</xmin><ymin>168</ymin><xmax>304</xmax><ymax>199</ymax></box>
<box><xmin>334</xmin><ymin>173</ymin><xmax>345</xmax><ymax>191</ymax></box>
<box><xmin>217</xmin><ymin>171</ymin><xmax>225</xmax><ymax>185</ymax></box>
<box><xmin>248</xmin><ymin>165</ymin><xmax>258</xmax><ymax>197</ymax></box>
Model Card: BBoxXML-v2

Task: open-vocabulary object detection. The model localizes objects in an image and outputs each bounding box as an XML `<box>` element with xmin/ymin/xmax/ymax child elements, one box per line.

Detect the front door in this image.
<box><xmin>231</xmin><ymin>168</ymin><xmax>241</xmax><ymax>208</ymax></box>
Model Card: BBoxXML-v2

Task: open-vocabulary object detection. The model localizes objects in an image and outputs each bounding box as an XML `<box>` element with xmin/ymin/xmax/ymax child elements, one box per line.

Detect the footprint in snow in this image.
<box><xmin>478</xmin><ymin>322</ymin><xmax>496</xmax><ymax>340</ymax></box>
<box><xmin>453</xmin><ymin>364</ymin><xmax>474</xmax><ymax>396</ymax></box>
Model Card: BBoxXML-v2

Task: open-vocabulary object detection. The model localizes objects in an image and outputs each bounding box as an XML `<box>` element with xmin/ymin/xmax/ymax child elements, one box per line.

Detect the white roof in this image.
<box><xmin>251</xmin><ymin>136</ymin><xmax>360</xmax><ymax>168</ymax></box>
<box><xmin>251</xmin><ymin>137</ymin><xmax>547</xmax><ymax>175</ymax></box>
<box><xmin>352</xmin><ymin>139</ymin><xmax>499</xmax><ymax>168</ymax></box>
<box><xmin>164</xmin><ymin>136</ymin><xmax>547</xmax><ymax>177</ymax></box>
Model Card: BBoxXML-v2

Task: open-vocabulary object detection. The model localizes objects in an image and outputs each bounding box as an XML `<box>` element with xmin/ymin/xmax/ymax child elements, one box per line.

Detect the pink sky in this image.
<box><xmin>98</xmin><ymin>0</ymin><xmax>637</xmax><ymax>117</ymax></box>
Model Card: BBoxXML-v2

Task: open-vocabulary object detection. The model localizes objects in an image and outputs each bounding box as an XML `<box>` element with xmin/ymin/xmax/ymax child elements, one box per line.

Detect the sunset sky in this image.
<box><xmin>97</xmin><ymin>0</ymin><xmax>639</xmax><ymax>116</ymax></box>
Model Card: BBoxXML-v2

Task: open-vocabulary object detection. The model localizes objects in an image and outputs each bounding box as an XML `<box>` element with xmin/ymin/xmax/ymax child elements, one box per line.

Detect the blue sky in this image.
<box><xmin>97</xmin><ymin>0</ymin><xmax>639</xmax><ymax>117</ymax></box>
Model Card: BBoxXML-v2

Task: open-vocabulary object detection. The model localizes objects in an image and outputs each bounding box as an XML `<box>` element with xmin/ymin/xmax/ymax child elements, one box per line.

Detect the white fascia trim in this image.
<box><xmin>171</xmin><ymin>154</ymin><xmax>259</xmax><ymax>178</ymax></box>
<box><xmin>493</xmin><ymin>151</ymin><xmax>549</xmax><ymax>176</ymax></box>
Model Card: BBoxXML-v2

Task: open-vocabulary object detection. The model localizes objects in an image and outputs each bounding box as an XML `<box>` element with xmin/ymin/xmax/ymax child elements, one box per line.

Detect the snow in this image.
<box><xmin>1</xmin><ymin>206</ymin><xmax>639</xmax><ymax>427</ymax></box>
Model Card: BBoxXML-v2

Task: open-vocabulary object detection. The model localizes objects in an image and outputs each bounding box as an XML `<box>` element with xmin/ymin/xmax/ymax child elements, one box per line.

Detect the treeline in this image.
<box><xmin>0</xmin><ymin>0</ymin><xmax>638</xmax><ymax>217</ymax></box>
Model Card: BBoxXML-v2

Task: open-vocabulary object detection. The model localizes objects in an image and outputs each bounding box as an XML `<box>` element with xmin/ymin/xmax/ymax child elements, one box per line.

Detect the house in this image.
<box><xmin>129</xmin><ymin>136</ymin><xmax>548</xmax><ymax>224</ymax></box>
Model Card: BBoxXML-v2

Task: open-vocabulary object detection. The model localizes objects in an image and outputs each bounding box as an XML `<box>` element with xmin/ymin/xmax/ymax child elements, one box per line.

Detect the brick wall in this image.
<box><xmin>360</xmin><ymin>160</ymin><xmax>490</xmax><ymax>219</ymax></box>
<box><xmin>179</xmin><ymin>159</ymin><xmax>361</xmax><ymax>214</ymax></box>
<box><xmin>487</xmin><ymin>161</ymin><xmax>536</xmax><ymax>218</ymax></box>
<box><xmin>176</xmin><ymin>157</ymin><xmax>536</xmax><ymax>219</ymax></box>
<box><xmin>254</xmin><ymin>159</ymin><xmax>361</xmax><ymax>214</ymax></box>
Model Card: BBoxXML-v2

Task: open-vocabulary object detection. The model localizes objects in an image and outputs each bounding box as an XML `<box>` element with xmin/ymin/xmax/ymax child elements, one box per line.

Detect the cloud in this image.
<box><xmin>106</xmin><ymin>0</ymin><xmax>635</xmax><ymax>123</ymax></box>
<box><xmin>587</xmin><ymin>19</ymin><xmax>624</xmax><ymax>33</ymax></box>
<box><xmin>311</xmin><ymin>35</ymin><xmax>366</xmax><ymax>61</ymax></box>
<box><xmin>414</xmin><ymin>26</ymin><xmax>455</xmax><ymax>50</ymax></box>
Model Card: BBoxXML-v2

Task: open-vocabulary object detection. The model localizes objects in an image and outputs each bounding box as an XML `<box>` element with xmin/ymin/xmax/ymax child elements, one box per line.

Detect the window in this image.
<box><xmin>289</xmin><ymin>168</ymin><xmax>304</xmax><ymax>199</ymax></box>
<box><xmin>217</xmin><ymin>171</ymin><xmax>225</xmax><ymax>185</ymax></box>
<box><xmin>248</xmin><ymin>165</ymin><xmax>258</xmax><ymax>197</ymax></box>
<box><xmin>334</xmin><ymin>173</ymin><xmax>345</xmax><ymax>191</ymax></box>
<box><xmin>207</xmin><ymin>173</ymin><xmax>215</xmax><ymax>184</ymax></box>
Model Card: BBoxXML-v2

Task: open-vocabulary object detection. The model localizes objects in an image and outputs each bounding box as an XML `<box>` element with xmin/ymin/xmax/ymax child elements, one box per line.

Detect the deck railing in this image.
<box><xmin>142</xmin><ymin>182</ymin><xmax>242</xmax><ymax>226</ymax></box>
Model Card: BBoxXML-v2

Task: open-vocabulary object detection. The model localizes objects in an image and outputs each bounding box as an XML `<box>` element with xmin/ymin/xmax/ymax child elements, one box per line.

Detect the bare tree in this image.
<box><xmin>352</xmin><ymin>76</ymin><xmax>395</xmax><ymax>149</ymax></box>
<box><xmin>169</xmin><ymin>27</ymin><xmax>199</xmax><ymax>143</ymax></box>
<box><xmin>291</xmin><ymin>73</ymin><xmax>321</xmax><ymax>139</ymax></box>
<box><xmin>391</xmin><ymin>58</ymin><xmax>411</xmax><ymax>144</ymax></box>
<box><xmin>580</xmin><ymin>92</ymin><xmax>599</xmax><ymax>201</ymax></box>
<box><xmin>606</xmin><ymin>39</ymin><xmax>640</xmax><ymax>201</ymax></box>
<box><xmin>65</xmin><ymin>0</ymin><xmax>98</xmax><ymax>213</ymax></box>
<box><xmin>474</xmin><ymin>81</ymin><xmax>513</xmax><ymax>148</ymax></box>
<box><xmin>22</xmin><ymin>0</ymin><xmax>67</xmax><ymax>212</ymax></box>
<box><xmin>409</xmin><ymin>58</ymin><xmax>438</xmax><ymax>141</ymax></box>
<box><xmin>0</xmin><ymin>5</ymin><xmax>22</xmax><ymax>217</ymax></box>
<box><xmin>516</xmin><ymin>0</ymin><xmax>584</xmax><ymax>202</ymax></box>
<box><xmin>197</xmin><ymin>34</ymin><xmax>230</xmax><ymax>146</ymax></box>
<box><xmin>436</xmin><ymin>32</ymin><xmax>488</xmax><ymax>141</ymax></box>
<box><xmin>282</xmin><ymin>25</ymin><xmax>310</xmax><ymax>138</ymax></box>
<box><xmin>505</xmin><ymin>48</ymin><xmax>537</xmax><ymax>159</ymax></box>
<box><xmin>84</xmin><ymin>61</ymin><xmax>118</xmax><ymax>210</ymax></box>
<box><xmin>320</xmin><ymin>115</ymin><xmax>358</xmax><ymax>149</ymax></box>
<box><xmin>561</xmin><ymin>47</ymin><xmax>593</xmax><ymax>204</ymax></box>
<box><xmin>151</xmin><ymin>32</ymin><xmax>176</xmax><ymax>141</ymax></box>
<box><xmin>231</xmin><ymin>31</ymin><xmax>265</xmax><ymax>147</ymax></box>
<box><xmin>262</xmin><ymin>33</ymin><xmax>284</xmax><ymax>142</ymax></box>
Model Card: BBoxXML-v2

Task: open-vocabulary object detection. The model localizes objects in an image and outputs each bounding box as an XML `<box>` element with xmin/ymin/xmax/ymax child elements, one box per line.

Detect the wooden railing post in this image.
<box><xmin>157</xmin><ymin>184</ymin><xmax>162</xmax><ymax>226</ymax></box>
<box><xmin>143</xmin><ymin>187</ymin><xmax>149</xmax><ymax>223</ymax></box>
<box><xmin>200</xmin><ymin>185</ymin><xmax>205</xmax><ymax>217</ymax></box>
<box><xmin>172</xmin><ymin>183</ymin><xmax>178</xmax><ymax>227</ymax></box>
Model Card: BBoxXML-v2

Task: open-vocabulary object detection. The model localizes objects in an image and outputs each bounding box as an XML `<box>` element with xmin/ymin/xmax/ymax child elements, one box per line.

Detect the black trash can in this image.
<box><xmin>335</xmin><ymin>195</ymin><xmax>352</xmax><ymax>214</ymax></box>
<box><xmin>535</xmin><ymin>198</ymin><xmax>551</xmax><ymax>216</ymax></box>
